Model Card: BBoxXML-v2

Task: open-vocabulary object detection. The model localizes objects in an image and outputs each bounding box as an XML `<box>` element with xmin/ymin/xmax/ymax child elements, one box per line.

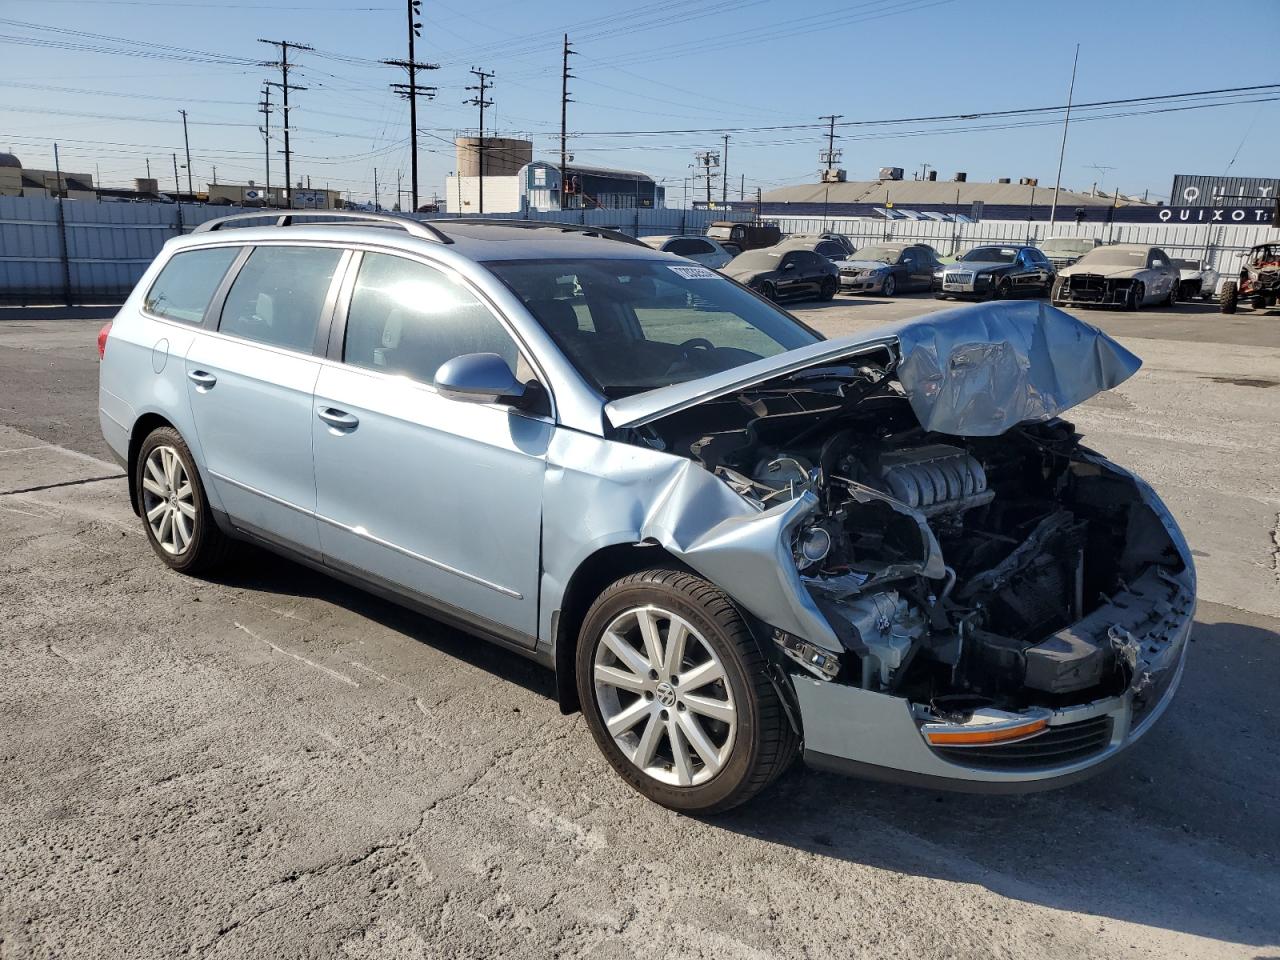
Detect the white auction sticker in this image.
<box><xmin>666</xmin><ymin>264</ymin><xmax>719</xmax><ymax>280</ymax></box>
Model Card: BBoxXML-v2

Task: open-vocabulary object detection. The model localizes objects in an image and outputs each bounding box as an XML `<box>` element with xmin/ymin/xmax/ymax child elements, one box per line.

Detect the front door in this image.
<box><xmin>311</xmin><ymin>251</ymin><xmax>549</xmax><ymax>644</ymax></box>
<box><xmin>185</xmin><ymin>243</ymin><xmax>347</xmax><ymax>555</ymax></box>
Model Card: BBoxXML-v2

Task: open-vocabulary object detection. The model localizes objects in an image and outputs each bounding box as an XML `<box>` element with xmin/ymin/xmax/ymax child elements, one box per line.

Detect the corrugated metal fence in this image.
<box><xmin>773</xmin><ymin>215</ymin><xmax>1280</xmax><ymax>282</ymax></box>
<box><xmin>0</xmin><ymin>198</ymin><xmax>750</xmax><ymax>306</ymax></box>
<box><xmin>3</xmin><ymin>195</ymin><xmax>1275</xmax><ymax>305</ymax></box>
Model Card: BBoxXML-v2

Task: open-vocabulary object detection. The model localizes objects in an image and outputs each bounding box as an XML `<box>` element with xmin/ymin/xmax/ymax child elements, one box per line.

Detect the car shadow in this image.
<box><xmin>707</xmin><ymin>610</ymin><xmax>1280</xmax><ymax>948</ymax></box>
<box><xmin>204</xmin><ymin>543</ymin><xmax>558</xmax><ymax>702</ymax></box>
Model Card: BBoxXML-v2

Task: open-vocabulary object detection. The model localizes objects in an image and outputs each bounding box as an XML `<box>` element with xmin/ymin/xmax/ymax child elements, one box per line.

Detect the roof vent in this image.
<box><xmin>953</xmin><ymin>172</ymin><xmax>967</xmax><ymax>182</ymax></box>
<box><xmin>879</xmin><ymin>166</ymin><xmax>904</xmax><ymax>181</ymax></box>
<box><xmin>927</xmin><ymin>170</ymin><xmax>938</xmax><ymax>181</ymax></box>
<box><xmin>997</xmin><ymin>178</ymin><xmax>1011</xmax><ymax>184</ymax></box>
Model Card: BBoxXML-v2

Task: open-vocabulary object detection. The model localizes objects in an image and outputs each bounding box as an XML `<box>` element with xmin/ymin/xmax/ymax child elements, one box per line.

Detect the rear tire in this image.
<box><xmin>1219</xmin><ymin>281</ymin><xmax>1238</xmax><ymax>314</ymax></box>
<box><xmin>818</xmin><ymin>277</ymin><xmax>836</xmax><ymax>301</ymax></box>
<box><xmin>135</xmin><ymin>426</ymin><xmax>232</xmax><ymax>574</ymax></box>
<box><xmin>576</xmin><ymin>568</ymin><xmax>798</xmax><ymax>814</ymax></box>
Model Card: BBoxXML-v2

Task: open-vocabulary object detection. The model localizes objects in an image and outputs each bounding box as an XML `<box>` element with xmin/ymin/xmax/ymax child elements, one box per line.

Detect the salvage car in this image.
<box><xmin>777</xmin><ymin>233</ymin><xmax>857</xmax><ymax>260</ymax></box>
<box><xmin>639</xmin><ymin>235</ymin><xmax>735</xmax><ymax>269</ymax></box>
<box><xmin>99</xmin><ymin>212</ymin><xmax>1194</xmax><ymax>813</ymax></box>
<box><xmin>936</xmin><ymin>245</ymin><xmax>1055</xmax><ymax>301</ymax></box>
<box><xmin>722</xmin><ymin>246</ymin><xmax>839</xmax><ymax>302</ymax></box>
<box><xmin>705</xmin><ymin>220</ymin><xmax>782</xmax><ymax>251</ymax></box>
<box><xmin>838</xmin><ymin>242</ymin><xmax>942</xmax><ymax>296</ymax></box>
<box><xmin>1219</xmin><ymin>242</ymin><xmax>1280</xmax><ymax>314</ymax></box>
<box><xmin>1174</xmin><ymin>259</ymin><xmax>1219</xmax><ymax>301</ymax></box>
<box><xmin>1052</xmin><ymin>243</ymin><xmax>1180</xmax><ymax>310</ymax></box>
<box><xmin>1040</xmin><ymin>236</ymin><xmax>1101</xmax><ymax>271</ymax></box>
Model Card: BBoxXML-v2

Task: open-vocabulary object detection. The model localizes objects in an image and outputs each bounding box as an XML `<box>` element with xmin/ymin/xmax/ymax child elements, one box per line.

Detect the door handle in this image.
<box><xmin>187</xmin><ymin>369</ymin><xmax>217</xmax><ymax>389</ymax></box>
<box><xmin>317</xmin><ymin>406</ymin><xmax>359</xmax><ymax>430</ymax></box>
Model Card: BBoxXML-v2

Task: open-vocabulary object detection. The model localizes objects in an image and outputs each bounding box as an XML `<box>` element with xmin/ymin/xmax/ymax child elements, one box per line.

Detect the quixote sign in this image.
<box><xmin>1158</xmin><ymin>204</ymin><xmax>1279</xmax><ymax>223</ymax></box>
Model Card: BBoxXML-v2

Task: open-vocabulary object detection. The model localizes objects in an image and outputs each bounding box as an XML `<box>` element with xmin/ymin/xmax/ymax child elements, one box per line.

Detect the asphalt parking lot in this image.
<box><xmin>1</xmin><ymin>295</ymin><xmax>1277</xmax><ymax>959</ymax></box>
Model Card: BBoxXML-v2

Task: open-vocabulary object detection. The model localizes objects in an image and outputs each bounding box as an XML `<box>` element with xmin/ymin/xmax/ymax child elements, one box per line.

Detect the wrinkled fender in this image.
<box><xmin>539</xmin><ymin>429</ymin><xmax>840</xmax><ymax>659</ymax></box>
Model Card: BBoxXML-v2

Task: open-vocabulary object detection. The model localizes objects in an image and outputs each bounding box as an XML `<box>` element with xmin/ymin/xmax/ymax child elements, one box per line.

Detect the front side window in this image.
<box><xmin>343</xmin><ymin>252</ymin><xmax>518</xmax><ymax>384</ymax></box>
<box><xmin>489</xmin><ymin>258</ymin><xmax>820</xmax><ymax>396</ymax></box>
<box><xmin>144</xmin><ymin>246</ymin><xmax>240</xmax><ymax>324</ymax></box>
<box><xmin>219</xmin><ymin>245</ymin><xmax>343</xmax><ymax>352</ymax></box>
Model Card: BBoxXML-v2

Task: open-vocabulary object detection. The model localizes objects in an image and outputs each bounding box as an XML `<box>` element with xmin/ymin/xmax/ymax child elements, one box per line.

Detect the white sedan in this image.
<box><xmin>639</xmin><ymin>235</ymin><xmax>736</xmax><ymax>269</ymax></box>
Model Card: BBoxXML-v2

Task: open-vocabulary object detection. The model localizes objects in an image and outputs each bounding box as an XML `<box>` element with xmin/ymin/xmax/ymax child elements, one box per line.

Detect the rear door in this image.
<box><xmin>311</xmin><ymin>250</ymin><xmax>550</xmax><ymax>644</ymax></box>
<box><xmin>184</xmin><ymin>243</ymin><xmax>347</xmax><ymax>555</ymax></box>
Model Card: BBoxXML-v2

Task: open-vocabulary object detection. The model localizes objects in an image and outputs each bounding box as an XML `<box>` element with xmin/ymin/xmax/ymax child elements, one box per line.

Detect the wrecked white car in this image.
<box><xmin>102</xmin><ymin>217</ymin><xmax>1194</xmax><ymax>814</ymax></box>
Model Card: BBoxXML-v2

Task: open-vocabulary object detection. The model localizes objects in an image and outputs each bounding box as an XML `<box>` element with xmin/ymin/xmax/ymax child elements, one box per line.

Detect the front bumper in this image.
<box><xmin>1055</xmin><ymin>275</ymin><xmax>1134</xmax><ymax>306</ymax></box>
<box><xmin>839</xmin><ymin>272</ymin><xmax>888</xmax><ymax>293</ymax></box>
<box><xmin>790</xmin><ymin>566</ymin><xmax>1194</xmax><ymax>792</ymax></box>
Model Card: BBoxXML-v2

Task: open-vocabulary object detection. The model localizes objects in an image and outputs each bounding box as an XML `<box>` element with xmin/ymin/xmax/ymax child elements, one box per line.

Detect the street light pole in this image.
<box><xmin>1049</xmin><ymin>44</ymin><xmax>1080</xmax><ymax>225</ymax></box>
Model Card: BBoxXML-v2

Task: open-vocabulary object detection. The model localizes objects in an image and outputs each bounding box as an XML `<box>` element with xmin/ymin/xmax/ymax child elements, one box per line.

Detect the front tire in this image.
<box><xmin>881</xmin><ymin>274</ymin><xmax>896</xmax><ymax>297</ymax></box>
<box><xmin>818</xmin><ymin>277</ymin><xmax>836</xmax><ymax>301</ymax></box>
<box><xmin>1126</xmin><ymin>281</ymin><xmax>1144</xmax><ymax>311</ymax></box>
<box><xmin>1220</xmin><ymin>281</ymin><xmax>1238</xmax><ymax>314</ymax></box>
<box><xmin>759</xmin><ymin>281</ymin><xmax>778</xmax><ymax>302</ymax></box>
<box><xmin>136</xmin><ymin>426</ymin><xmax>231</xmax><ymax>574</ymax></box>
<box><xmin>576</xmin><ymin>568</ymin><xmax>798</xmax><ymax>813</ymax></box>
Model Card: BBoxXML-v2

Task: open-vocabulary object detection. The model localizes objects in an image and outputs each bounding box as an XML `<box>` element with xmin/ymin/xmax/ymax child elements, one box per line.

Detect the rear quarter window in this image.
<box><xmin>143</xmin><ymin>246</ymin><xmax>240</xmax><ymax>324</ymax></box>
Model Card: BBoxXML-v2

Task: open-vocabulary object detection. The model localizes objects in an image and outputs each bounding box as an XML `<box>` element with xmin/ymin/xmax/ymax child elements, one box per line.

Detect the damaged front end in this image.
<box><xmin>607</xmin><ymin>302</ymin><xmax>1194</xmax><ymax>790</ymax></box>
<box><xmin>1055</xmin><ymin>272</ymin><xmax>1141</xmax><ymax>307</ymax></box>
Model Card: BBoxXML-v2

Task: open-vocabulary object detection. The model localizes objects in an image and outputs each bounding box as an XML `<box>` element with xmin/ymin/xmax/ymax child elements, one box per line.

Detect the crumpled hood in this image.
<box><xmin>1058</xmin><ymin>264</ymin><xmax>1145</xmax><ymax>279</ymax></box>
<box><xmin>839</xmin><ymin>258</ymin><xmax>890</xmax><ymax>272</ymax></box>
<box><xmin>604</xmin><ymin>300</ymin><xmax>1141</xmax><ymax>436</ymax></box>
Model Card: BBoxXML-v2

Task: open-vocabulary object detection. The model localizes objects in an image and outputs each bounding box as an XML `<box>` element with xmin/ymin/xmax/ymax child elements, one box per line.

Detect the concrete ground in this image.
<box><xmin>0</xmin><ymin>296</ymin><xmax>1277</xmax><ymax>960</ymax></box>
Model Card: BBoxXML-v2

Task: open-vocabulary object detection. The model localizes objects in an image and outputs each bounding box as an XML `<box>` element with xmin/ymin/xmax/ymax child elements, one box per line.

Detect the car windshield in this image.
<box><xmin>487</xmin><ymin>258</ymin><xmax>820</xmax><ymax>397</ymax></box>
<box><xmin>1041</xmin><ymin>238</ymin><xmax>1096</xmax><ymax>256</ymax></box>
<box><xmin>726</xmin><ymin>249</ymin><xmax>783</xmax><ymax>270</ymax></box>
<box><xmin>851</xmin><ymin>245</ymin><xmax>901</xmax><ymax>264</ymax></box>
<box><xmin>962</xmin><ymin>246</ymin><xmax>1018</xmax><ymax>263</ymax></box>
<box><xmin>1077</xmin><ymin>247</ymin><xmax>1149</xmax><ymax>267</ymax></box>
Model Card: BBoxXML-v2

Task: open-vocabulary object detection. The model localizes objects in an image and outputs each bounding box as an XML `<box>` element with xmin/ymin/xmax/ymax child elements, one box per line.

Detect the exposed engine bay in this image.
<box><xmin>631</xmin><ymin>350</ymin><xmax>1190</xmax><ymax>714</ymax></box>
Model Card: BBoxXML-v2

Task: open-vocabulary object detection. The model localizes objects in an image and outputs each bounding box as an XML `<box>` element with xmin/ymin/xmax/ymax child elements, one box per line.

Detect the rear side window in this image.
<box><xmin>219</xmin><ymin>245</ymin><xmax>343</xmax><ymax>352</ymax></box>
<box><xmin>144</xmin><ymin>247</ymin><xmax>239</xmax><ymax>323</ymax></box>
<box><xmin>343</xmin><ymin>252</ymin><xmax>518</xmax><ymax>385</ymax></box>
<box><xmin>667</xmin><ymin>238</ymin><xmax>712</xmax><ymax>256</ymax></box>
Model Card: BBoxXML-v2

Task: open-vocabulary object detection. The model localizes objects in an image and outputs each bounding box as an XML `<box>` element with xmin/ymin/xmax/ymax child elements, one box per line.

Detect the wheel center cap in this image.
<box><xmin>655</xmin><ymin>682</ymin><xmax>676</xmax><ymax>707</ymax></box>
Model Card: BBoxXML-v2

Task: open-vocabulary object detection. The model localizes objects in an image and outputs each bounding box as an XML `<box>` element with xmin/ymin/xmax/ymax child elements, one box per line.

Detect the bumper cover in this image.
<box><xmin>792</xmin><ymin>566</ymin><xmax>1194</xmax><ymax>792</ymax></box>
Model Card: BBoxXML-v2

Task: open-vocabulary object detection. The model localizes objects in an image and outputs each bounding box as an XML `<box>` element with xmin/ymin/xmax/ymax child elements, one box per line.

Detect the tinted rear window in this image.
<box><xmin>218</xmin><ymin>245</ymin><xmax>343</xmax><ymax>352</ymax></box>
<box><xmin>144</xmin><ymin>247</ymin><xmax>240</xmax><ymax>323</ymax></box>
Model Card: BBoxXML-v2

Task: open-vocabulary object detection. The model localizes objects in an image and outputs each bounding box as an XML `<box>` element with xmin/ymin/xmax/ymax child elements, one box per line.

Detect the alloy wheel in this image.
<box><xmin>592</xmin><ymin>605</ymin><xmax>738</xmax><ymax>787</ymax></box>
<box><xmin>141</xmin><ymin>445</ymin><xmax>197</xmax><ymax>555</ymax></box>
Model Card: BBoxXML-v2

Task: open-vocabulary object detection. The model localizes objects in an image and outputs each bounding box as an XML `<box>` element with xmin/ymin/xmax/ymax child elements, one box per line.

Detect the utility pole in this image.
<box><xmin>178</xmin><ymin>109</ymin><xmax>193</xmax><ymax>196</ymax></box>
<box><xmin>1049</xmin><ymin>43</ymin><xmax>1080</xmax><ymax>225</ymax></box>
<box><xmin>52</xmin><ymin>141</ymin><xmax>63</xmax><ymax>198</ymax></box>
<box><xmin>396</xmin><ymin>169</ymin><xmax>402</xmax><ymax>210</ymax></box>
<box><xmin>258</xmin><ymin>38</ymin><xmax>313</xmax><ymax>210</ymax></box>
<box><xmin>373</xmin><ymin>167</ymin><xmax>379</xmax><ymax>211</ymax></box>
<box><xmin>258</xmin><ymin>82</ymin><xmax>273</xmax><ymax>206</ymax></box>
<box><xmin>559</xmin><ymin>34</ymin><xmax>577</xmax><ymax>212</ymax></box>
<box><xmin>145</xmin><ymin>157</ymin><xmax>151</xmax><ymax>180</ymax></box>
<box><xmin>693</xmin><ymin>150</ymin><xmax>720</xmax><ymax>207</ymax></box>
<box><xmin>721</xmin><ymin>133</ymin><xmax>729</xmax><ymax>205</ymax></box>
<box><xmin>819</xmin><ymin>114</ymin><xmax>843</xmax><ymax>173</ymax></box>
<box><xmin>172</xmin><ymin>153</ymin><xmax>180</xmax><ymax>196</ymax></box>
<box><xmin>465</xmin><ymin>67</ymin><xmax>494</xmax><ymax>214</ymax></box>
<box><xmin>385</xmin><ymin>0</ymin><xmax>438</xmax><ymax>214</ymax></box>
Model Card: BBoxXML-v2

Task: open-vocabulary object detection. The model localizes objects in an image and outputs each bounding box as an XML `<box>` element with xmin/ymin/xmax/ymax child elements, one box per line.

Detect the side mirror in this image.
<box><xmin>783</xmin><ymin>262</ymin><xmax>796</xmax><ymax>270</ymax></box>
<box><xmin>434</xmin><ymin>352</ymin><xmax>527</xmax><ymax>406</ymax></box>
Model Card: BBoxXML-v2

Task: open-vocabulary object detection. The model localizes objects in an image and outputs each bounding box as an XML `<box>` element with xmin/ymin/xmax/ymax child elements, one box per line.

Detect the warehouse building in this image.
<box><xmin>760</xmin><ymin>168</ymin><xmax>1161</xmax><ymax>223</ymax></box>
<box><xmin>0</xmin><ymin>152</ymin><xmax>96</xmax><ymax>200</ymax></box>
<box><xmin>444</xmin><ymin>138</ymin><xmax>662</xmax><ymax>213</ymax></box>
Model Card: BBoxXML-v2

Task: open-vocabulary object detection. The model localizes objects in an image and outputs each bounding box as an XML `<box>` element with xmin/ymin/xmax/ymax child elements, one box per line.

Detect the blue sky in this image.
<box><xmin>1</xmin><ymin>0</ymin><xmax>1276</xmax><ymax>205</ymax></box>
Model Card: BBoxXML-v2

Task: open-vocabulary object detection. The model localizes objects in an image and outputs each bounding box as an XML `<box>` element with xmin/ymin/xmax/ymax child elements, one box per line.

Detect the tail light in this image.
<box><xmin>97</xmin><ymin>321</ymin><xmax>112</xmax><ymax>359</ymax></box>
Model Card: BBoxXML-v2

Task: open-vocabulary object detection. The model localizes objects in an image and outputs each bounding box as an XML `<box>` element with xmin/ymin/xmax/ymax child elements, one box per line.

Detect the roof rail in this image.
<box><xmin>191</xmin><ymin>210</ymin><xmax>453</xmax><ymax>244</ymax></box>
<box><xmin>426</xmin><ymin>217</ymin><xmax>646</xmax><ymax>247</ymax></box>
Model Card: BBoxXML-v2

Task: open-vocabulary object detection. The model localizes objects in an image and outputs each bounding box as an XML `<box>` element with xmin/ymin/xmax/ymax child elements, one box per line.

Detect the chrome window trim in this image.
<box><xmin>210</xmin><ymin>469</ymin><xmax>524</xmax><ymax>599</ymax></box>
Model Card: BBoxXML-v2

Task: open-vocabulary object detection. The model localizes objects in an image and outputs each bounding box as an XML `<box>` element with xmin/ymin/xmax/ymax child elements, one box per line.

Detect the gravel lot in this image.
<box><xmin>1</xmin><ymin>295</ymin><xmax>1277</xmax><ymax>959</ymax></box>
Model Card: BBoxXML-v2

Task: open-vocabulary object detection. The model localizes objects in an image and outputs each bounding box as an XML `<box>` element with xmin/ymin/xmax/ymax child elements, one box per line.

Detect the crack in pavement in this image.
<box><xmin>0</xmin><ymin>473</ymin><xmax>125</xmax><ymax>496</ymax></box>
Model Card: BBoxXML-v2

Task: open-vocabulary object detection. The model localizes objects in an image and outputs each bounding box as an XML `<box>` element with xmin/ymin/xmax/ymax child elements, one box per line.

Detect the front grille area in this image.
<box><xmin>944</xmin><ymin>271</ymin><xmax>973</xmax><ymax>286</ymax></box>
<box><xmin>933</xmin><ymin>715</ymin><xmax>1113</xmax><ymax>770</ymax></box>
